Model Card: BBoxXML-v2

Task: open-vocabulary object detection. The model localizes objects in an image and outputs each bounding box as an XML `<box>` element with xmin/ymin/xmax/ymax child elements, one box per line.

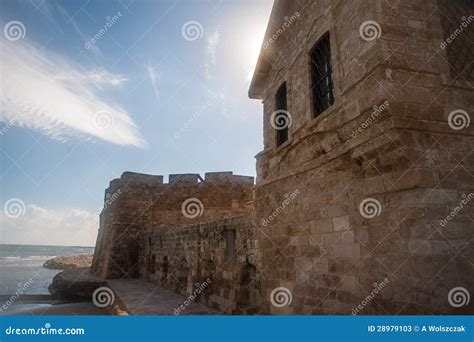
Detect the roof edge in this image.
<box><xmin>248</xmin><ymin>0</ymin><xmax>288</xmax><ymax>100</ymax></box>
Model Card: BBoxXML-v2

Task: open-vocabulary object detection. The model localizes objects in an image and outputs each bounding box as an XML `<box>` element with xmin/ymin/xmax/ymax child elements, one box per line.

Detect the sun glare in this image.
<box><xmin>241</xmin><ymin>26</ymin><xmax>266</xmax><ymax>80</ymax></box>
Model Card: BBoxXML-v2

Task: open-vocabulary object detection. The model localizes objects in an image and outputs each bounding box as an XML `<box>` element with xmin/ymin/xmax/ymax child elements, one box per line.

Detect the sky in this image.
<box><xmin>0</xmin><ymin>0</ymin><xmax>273</xmax><ymax>247</ymax></box>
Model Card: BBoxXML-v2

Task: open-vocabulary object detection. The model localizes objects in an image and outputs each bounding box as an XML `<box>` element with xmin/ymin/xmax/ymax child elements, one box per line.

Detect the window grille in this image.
<box><xmin>310</xmin><ymin>32</ymin><xmax>334</xmax><ymax>117</ymax></box>
<box><xmin>275</xmin><ymin>82</ymin><xmax>289</xmax><ymax>147</ymax></box>
<box><xmin>438</xmin><ymin>0</ymin><xmax>474</xmax><ymax>80</ymax></box>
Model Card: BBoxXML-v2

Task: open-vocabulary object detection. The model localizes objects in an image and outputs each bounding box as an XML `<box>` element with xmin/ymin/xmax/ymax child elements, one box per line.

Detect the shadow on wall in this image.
<box><xmin>236</xmin><ymin>261</ymin><xmax>261</xmax><ymax>315</ymax></box>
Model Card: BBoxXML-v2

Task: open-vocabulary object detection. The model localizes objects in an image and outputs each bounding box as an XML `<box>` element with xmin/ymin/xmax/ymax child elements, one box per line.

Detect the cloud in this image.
<box><xmin>145</xmin><ymin>62</ymin><xmax>160</xmax><ymax>99</ymax></box>
<box><xmin>0</xmin><ymin>204</ymin><xmax>98</xmax><ymax>247</ymax></box>
<box><xmin>0</xmin><ymin>40</ymin><xmax>145</xmax><ymax>147</ymax></box>
<box><xmin>204</xmin><ymin>28</ymin><xmax>220</xmax><ymax>79</ymax></box>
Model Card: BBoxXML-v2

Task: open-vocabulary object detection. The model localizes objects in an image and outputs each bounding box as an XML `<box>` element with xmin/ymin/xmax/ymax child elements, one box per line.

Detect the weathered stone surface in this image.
<box><xmin>108</xmin><ymin>279</ymin><xmax>218</xmax><ymax>315</ymax></box>
<box><xmin>90</xmin><ymin>0</ymin><xmax>473</xmax><ymax>315</ymax></box>
<box><xmin>43</xmin><ymin>254</ymin><xmax>94</xmax><ymax>270</ymax></box>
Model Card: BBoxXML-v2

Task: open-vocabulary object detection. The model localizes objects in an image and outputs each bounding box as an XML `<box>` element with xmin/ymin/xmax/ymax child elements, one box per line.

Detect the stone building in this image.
<box><xmin>92</xmin><ymin>0</ymin><xmax>473</xmax><ymax>315</ymax></box>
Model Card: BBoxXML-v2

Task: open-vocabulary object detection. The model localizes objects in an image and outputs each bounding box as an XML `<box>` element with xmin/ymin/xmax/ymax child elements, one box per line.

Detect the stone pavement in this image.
<box><xmin>107</xmin><ymin>279</ymin><xmax>218</xmax><ymax>315</ymax></box>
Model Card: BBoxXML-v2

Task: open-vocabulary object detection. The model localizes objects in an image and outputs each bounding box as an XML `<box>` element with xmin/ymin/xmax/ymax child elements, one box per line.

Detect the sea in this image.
<box><xmin>0</xmin><ymin>244</ymin><xmax>95</xmax><ymax>295</ymax></box>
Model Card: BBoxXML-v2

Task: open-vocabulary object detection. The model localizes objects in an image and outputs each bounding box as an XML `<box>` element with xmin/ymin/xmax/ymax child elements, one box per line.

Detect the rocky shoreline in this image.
<box><xmin>48</xmin><ymin>267</ymin><xmax>107</xmax><ymax>300</ymax></box>
<box><xmin>43</xmin><ymin>254</ymin><xmax>93</xmax><ymax>270</ymax></box>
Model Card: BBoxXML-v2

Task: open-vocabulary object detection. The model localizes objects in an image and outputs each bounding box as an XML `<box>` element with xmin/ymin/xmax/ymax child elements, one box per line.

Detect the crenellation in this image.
<box><xmin>91</xmin><ymin>0</ymin><xmax>473</xmax><ymax>315</ymax></box>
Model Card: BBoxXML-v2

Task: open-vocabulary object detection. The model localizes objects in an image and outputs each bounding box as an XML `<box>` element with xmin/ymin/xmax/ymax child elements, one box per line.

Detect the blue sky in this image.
<box><xmin>0</xmin><ymin>0</ymin><xmax>273</xmax><ymax>246</ymax></box>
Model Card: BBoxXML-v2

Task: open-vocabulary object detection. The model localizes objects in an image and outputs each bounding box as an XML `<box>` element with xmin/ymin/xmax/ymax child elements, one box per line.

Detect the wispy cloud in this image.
<box><xmin>204</xmin><ymin>28</ymin><xmax>220</xmax><ymax>79</ymax></box>
<box><xmin>0</xmin><ymin>40</ymin><xmax>145</xmax><ymax>147</ymax></box>
<box><xmin>0</xmin><ymin>204</ymin><xmax>98</xmax><ymax>246</ymax></box>
<box><xmin>145</xmin><ymin>62</ymin><xmax>160</xmax><ymax>99</ymax></box>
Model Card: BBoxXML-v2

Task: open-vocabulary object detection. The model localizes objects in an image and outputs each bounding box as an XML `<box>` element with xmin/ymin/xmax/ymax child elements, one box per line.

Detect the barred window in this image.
<box><xmin>438</xmin><ymin>0</ymin><xmax>474</xmax><ymax>80</ymax></box>
<box><xmin>310</xmin><ymin>32</ymin><xmax>334</xmax><ymax>117</ymax></box>
<box><xmin>275</xmin><ymin>82</ymin><xmax>288</xmax><ymax>147</ymax></box>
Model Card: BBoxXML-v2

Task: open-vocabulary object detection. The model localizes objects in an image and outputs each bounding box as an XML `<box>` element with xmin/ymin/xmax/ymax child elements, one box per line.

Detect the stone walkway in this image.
<box><xmin>107</xmin><ymin>279</ymin><xmax>218</xmax><ymax>315</ymax></box>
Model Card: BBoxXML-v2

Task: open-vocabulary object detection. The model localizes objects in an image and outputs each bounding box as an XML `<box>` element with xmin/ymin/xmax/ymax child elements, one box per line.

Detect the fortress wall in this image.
<box><xmin>139</xmin><ymin>215</ymin><xmax>260</xmax><ymax>314</ymax></box>
<box><xmin>253</xmin><ymin>0</ymin><xmax>473</xmax><ymax>314</ymax></box>
<box><xmin>90</xmin><ymin>0</ymin><xmax>473</xmax><ymax>315</ymax></box>
<box><xmin>91</xmin><ymin>171</ymin><xmax>254</xmax><ymax>279</ymax></box>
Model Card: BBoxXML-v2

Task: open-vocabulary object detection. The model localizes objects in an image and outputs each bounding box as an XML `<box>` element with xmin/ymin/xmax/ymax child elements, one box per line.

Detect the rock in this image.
<box><xmin>43</xmin><ymin>254</ymin><xmax>93</xmax><ymax>270</ymax></box>
<box><xmin>48</xmin><ymin>267</ymin><xmax>107</xmax><ymax>300</ymax></box>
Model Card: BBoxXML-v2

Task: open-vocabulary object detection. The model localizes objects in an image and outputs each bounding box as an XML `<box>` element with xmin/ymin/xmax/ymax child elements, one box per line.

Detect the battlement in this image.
<box><xmin>92</xmin><ymin>170</ymin><xmax>255</xmax><ymax>279</ymax></box>
<box><xmin>108</xmin><ymin>171</ymin><xmax>254</xmax><ymax>193</ymax></box>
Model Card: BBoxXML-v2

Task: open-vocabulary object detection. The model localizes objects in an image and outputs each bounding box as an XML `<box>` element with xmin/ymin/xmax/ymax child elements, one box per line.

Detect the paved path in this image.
<box><xmin>108</xmin><ymin>279</ymin><xmax>218</xmax><ymax>315</ymax></box>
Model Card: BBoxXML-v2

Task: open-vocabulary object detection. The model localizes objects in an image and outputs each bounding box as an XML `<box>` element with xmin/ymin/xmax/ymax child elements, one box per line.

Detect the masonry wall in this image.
<box><xmin>139</xmin><ymin>215</ymin><xmax>261</xmax><ymax>314</ymax></box>
<box><xmin>253</xmin><ymin>0</ymin><xmax>473</xmax><ymax>314</ymax></box>
<box><xmin>91</xmin><ymin>171</ymin><xmax>254</xmax><ymax>279</ymax></box>
<box><xmin>91</xmin><ymin>0</ymin><xmax>473</xmax><ymax>316</ymax></box>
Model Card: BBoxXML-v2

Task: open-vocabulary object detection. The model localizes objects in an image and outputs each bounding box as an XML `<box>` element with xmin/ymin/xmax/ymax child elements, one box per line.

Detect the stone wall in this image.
<box><xmin>250</xmin><ymin>0</ymin><xmax>473</xmax><ymax>314</ymax></box>
<box><xmin>91</xmin><ymin>171</ymin><xmax>254</xmax><ymax>279</ymax></box>
<box><xmin>139</xmin><ymin>215</ymin><xmax>260</xmax><ymax>314</ymax></box>
<box><xmin>91</xmin><ymin>0</ymin><xmax>473</xmax><ymax>315</ymax></box>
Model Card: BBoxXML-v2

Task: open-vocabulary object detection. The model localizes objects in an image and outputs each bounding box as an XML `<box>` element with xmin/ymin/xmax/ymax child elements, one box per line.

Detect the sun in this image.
<box><xmin>240</xmin><ymin>26</ymin><xmax>266</xmax><ymax>80</ymax></box>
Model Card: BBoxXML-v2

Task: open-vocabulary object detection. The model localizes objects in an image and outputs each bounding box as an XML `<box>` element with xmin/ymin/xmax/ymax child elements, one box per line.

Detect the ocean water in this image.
<box><xmin>0</xmin><ymin>244</ymin><xmax>94</xmax><ymax>295</ymax></box>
